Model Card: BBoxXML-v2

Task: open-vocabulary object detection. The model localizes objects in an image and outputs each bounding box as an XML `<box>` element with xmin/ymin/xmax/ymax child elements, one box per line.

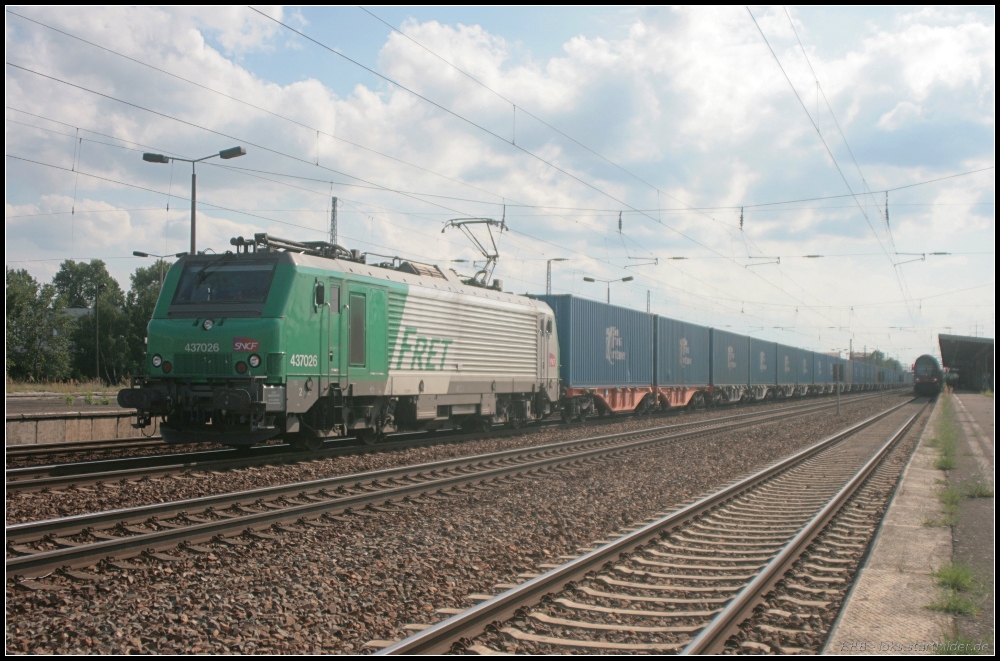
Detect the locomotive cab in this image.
<box><xmin>119</xmin><ymin>249</ymin><xmax>291</xmax><ymax>445</ymax></box>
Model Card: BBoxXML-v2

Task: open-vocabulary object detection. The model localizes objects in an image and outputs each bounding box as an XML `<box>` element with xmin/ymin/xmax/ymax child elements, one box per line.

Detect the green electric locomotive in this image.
<box><xmin>118</xmin><ymin>234</ymin><xmax>560</xmax><ymax>448</ymax></box>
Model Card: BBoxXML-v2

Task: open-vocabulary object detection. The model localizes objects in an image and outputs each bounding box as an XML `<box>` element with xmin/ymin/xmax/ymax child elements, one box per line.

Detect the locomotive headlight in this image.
<box><xmin>151</xmin><ymin>354</ymin><xmax>163</xmax><ymax>368</ymax></box>
<box><xmin>203</xmin><ymin>319</ymin><xmax>214</xmax><ymax>331</ymax></box>
<box><xmin>248</xmin><ymin>354</ymin><xmax>261</xmax><ymax>368</ymax></box>
<box><xmin>162</xmin><ymin>361</ymin><xmax>172</xmax><ymax>374</ymax></box>
<box><xmin>235</xmin><ymin>361</ymin><xmax>248</xmax><ymax>374</ymax></box>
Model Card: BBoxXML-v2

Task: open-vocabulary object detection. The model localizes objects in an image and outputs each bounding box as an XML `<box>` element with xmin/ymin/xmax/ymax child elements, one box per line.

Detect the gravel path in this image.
<box><xmin>6</xmin><ymin>396</ymin><xmax>903</xmax><ymax>654</ymax></box>
<box><xmin>6</xmin><ymin>395</ymin><xmax>893</xmax><ymax>525</ymax></box>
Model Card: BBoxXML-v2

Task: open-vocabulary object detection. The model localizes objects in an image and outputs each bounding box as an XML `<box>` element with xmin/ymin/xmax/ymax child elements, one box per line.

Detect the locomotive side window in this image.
<box><xmin>329</xmin><ymin>285</ymin><xmax>340</xmax><ymax>314</ymax></box>
<box><xmin>349</xmin><ymin>293</ymin><xmax>366</xmax><ymax>366</ymax></box>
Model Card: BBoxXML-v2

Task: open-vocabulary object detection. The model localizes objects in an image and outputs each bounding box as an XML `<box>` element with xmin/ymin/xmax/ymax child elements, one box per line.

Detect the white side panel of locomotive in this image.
<box><xmin>386</xmin><ymin>284</ymin><xmax>542</xmax><ymax>396</ymax></box>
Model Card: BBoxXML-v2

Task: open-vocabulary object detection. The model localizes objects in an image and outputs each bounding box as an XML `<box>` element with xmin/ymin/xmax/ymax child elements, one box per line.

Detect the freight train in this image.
<box><xmin>118</xmin><ymin>234</ymin><xmax>912</xmax><ymax>448</ymax></box>
<box><xmin>913</xmin><ymin>354</ymin><xmax>944</xmax><ymax>396</ymax></box>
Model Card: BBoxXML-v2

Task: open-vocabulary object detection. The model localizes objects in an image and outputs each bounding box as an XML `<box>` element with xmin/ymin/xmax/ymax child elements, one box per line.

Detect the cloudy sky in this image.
<box><xmin>5</xmin><ymin>6</ymin><xmax>995</xmax><ymax>364</ymax></box>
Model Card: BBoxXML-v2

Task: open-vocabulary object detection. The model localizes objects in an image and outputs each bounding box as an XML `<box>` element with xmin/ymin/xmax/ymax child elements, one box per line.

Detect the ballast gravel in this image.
<box><xmin>6</xmin><ymin>395</ymin><xmax>905</xmax><ymax>654</ymax></box>
<box><xmin>5</xmin><ymin>394</ymin><xmax>895</xmax><ymax>524</ymax></box>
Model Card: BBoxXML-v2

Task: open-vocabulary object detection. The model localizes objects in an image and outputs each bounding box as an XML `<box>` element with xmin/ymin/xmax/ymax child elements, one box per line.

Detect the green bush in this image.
<box><xmin>934</xmin><ymin>562</ymin><xmax>975</xmax><ymax>591</ymax></box>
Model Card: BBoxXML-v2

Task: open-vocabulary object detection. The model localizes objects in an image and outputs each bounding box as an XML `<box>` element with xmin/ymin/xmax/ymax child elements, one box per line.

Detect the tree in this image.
<box><xmin>868</xmin><ymin>349</ymin><xmax>902</xmax><ymax>371</ymax></box>
<box><xmin>123</xmin><ymin>260</ymin><xmax>173</xmax><ymax>376</ymax></box>
<box><xmin>53</xmin><ymin>260</ymin><xmax>126</xmax><ymax>384</ymax></box>
<box><xmin>5</xmin><ymin>267</ymin><xmax>72</xmax><ymax>382</ymax></box>
<box><xmin>53</xmin><ymin>259</ymin><xmax>123</xmax><ymax>308</ymax></box>
<box><xmin>69</xmin><ymin>294</ymin><xmax>130</xmax><ymax>384</ymax></box>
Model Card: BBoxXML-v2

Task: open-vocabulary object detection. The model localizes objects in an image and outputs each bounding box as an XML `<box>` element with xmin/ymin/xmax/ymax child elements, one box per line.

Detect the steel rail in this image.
<box><xmin>679</xmin><ymin>403</ymin><xmax>925</xmax><ymax>654</ymax></box>
<box><xmin>6</xmin><ymin>393</ymin><xmax>886</xmax><ymax>492</ymax></box>
<box><xmin>5</xmin><ymin>397</ymin><xmax>837</xmax><ymax>541</ymax></box>
<box><xmin>6</xmin><ymin>397</ymin><xmax>891</xmax><ymax>578</ymax></box>
<box><xmin>376</xmin><ymin>398</ymin><xmax>919</xmax><ymax>655</ymax></box>
<box><xmin>5</xmin><ymin>436</ymin><xmax>166</xmax><ymax>457</ymax></box>
<box><xmin>5</xmin><ymin>391</ymin><xmax>886</xmax><ymax>467</ymax></box>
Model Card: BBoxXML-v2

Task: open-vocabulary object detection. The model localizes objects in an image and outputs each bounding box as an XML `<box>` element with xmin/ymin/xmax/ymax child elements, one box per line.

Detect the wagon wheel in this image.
<box><xmin>290</xmin><ymin>430</ymin><xmax>325</xmax><ymax>452</ymax></box>
<box><xmin>355</xmin><ymin>428</ymin><xmax>382</xmax><ymax>446</ymax></box>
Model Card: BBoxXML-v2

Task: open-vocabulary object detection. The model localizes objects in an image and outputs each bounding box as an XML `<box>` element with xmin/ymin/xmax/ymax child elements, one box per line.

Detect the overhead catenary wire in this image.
<box><xmin>8</xmin><ymin>139</ymin><xmax>986</xmax><ymax>340</ymax></box>
<box><xmin>5</xmin><ymin>142</ymin><xmax>754</xmax><ymax>325</ymax></box>
<box><xmin>4</xmin><ymin>10</ymin><xmax>666</xmax><ymax>264</ymax></box>
<box><xmin>331</xmin><ymin>5</ymin><xmax>976</xmax><ymax>331</ymax></box>
<box><xmin>4</xmin><ymin>14</ymin><xmax>990</xmax><ymax>223</ymax></box>
<box><xmin>746</xmin><ymin>7</ymin><xmax>917</xmax><ymax>324</ymax></box>
<box><xmin>5</xmin><ymin>147</ymin><xmax>973</xmax><ymax>351</ymax></box>
<box><xmin>5</xmin><ymin>125</ymin><xmax>976</xmax><ymax>351</ymax></box>
<box><xmin>5</xmin><ymin>14</ymin><xmax>984</xmax><ymax>350</ymax></box>
<box><xmin>15</xmin><ymin>109</ymin><xmax>985</xmax><ymax>220</ymax></box>
<box><xmin>244</xmin><ymin>9</ymin><xmax>861</xmax><ymax>331</ymax></box>
<box><xmin>2</xmin><ymin>96</ymin><xmax>768</xmax><ymax>323</ymax></box>
<box><xmin>782</xmin><ymin>7</ymin><xmax>917</xmax><ymax>327</ymax></box>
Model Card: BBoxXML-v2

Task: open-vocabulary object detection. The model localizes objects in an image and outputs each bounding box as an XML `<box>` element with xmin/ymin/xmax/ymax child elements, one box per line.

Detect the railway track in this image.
<box><xmin>5</xmin><ymin>436</ymin><xmax>168</xmax><ymax>460</ymax></box>
<box><xmin>5</xmin><ymin>392</ymin><xmax>890</xmax><ymax>493</ymax></box>
<box><xmin>5</xmin><ymin>395</ymin><xmax>894</xmax><ymax>580</ymax></box>
<box><xmin>375</xmin><ymin>397</ymin><xmax>927</xmax><ymax>655</ymax></box>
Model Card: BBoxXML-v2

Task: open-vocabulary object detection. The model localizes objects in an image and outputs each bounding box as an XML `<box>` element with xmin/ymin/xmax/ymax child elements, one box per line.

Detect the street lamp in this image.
<box><xmin>133</xmin><ymin>250</ymin><xmax>188</xmax><ymax>288</ymax></box>
<box><xmin>546</xmin><ymin>258</ymin><xmax>567</xmax><ymax>295</ymax></box>
<box><xmin>142</xmin><ymin>146</ymin><xmax>246</xmax><ymax>254</ymax></box>
<box><xmin>583</xmin><ymin>275</ymin><xmax>634</xmax><ymax>304</ymax></box>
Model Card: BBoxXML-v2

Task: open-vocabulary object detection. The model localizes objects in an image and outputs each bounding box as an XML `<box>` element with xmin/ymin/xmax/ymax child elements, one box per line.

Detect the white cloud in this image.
<box><xmin>878</xmin><ymin>101</ymin><xmax>923</xmax><ymax>130</ymax></box>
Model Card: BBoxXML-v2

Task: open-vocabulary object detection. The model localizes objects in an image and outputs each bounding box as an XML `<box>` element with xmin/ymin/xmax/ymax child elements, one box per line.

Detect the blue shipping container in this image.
<box><xmin>814</xmin><ymin>353</ymin><xmax>833</xmax><ymax>384</ymax></box>
<box><xmin>711</xmin><ymin>329</ymin><xmax>749</xmax><ymax>386</ymax></box>
<box><xmin>776</xmin><ymin>343</ymin><xmax>798</xmax><ymax>385</ymax></box>
<box><xmin>750</xmin><ymin>338</ymin><xmax>776</xmax><ymax>385</ymax></box>
<box><xmin>655</xmin><ymin>316</ymin><xmax>711</xmax><ymax>386</ymax></box>
<box><xmin>534</xmin><ymin>295</ymin><xmax>653</xmax><ymax>387</ymax></box>
<box><xmin>799</xmin><ymin>350</ymin><xmax>814</xmax><ymax>385</ymax></box>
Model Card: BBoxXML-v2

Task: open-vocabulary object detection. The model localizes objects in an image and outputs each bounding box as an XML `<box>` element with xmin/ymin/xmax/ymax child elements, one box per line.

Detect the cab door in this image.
<box><xmin>344</xmin><ymin>283</ymin><xmax>387</xmax><ymax>393</ymax></box>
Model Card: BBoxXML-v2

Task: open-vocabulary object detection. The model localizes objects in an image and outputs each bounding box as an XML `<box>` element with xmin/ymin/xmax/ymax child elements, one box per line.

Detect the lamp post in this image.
<box><xmin>95</xmin><ymin>281</ymin><xmax>100</xmax><ymax>384</ymax></box>
<box><xmin>583</xmin><ymin>275</ymin><xmax>634</xmax><ymax>304</ymax></box>
<box><xmin>133</xmin><ymin>250</ymin><xmax>188</xmax><ymax>289</ymax></box>
<box><xmin>142</xmin><ymin>146</ymin><xmax>246</xmax><ymax>254</ymax></box>
<box><xmin>546</xmin><ymin>258</ymin><xmax>567</xmax><ymax>295</ymax></box>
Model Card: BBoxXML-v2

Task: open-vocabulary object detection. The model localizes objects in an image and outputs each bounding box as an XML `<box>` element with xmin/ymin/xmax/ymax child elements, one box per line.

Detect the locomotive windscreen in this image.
<box><xmin>172</xmin><ymin>261</ymin><xmax>276</xmax><ymax>305</ymax></box>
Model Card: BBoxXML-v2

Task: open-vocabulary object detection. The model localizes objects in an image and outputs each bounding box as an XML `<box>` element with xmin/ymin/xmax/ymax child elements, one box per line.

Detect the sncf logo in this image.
<box><xmin>233</xmin><ymin>337</ymin><xmax>260</xmax><ymax>352</ymax></box>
